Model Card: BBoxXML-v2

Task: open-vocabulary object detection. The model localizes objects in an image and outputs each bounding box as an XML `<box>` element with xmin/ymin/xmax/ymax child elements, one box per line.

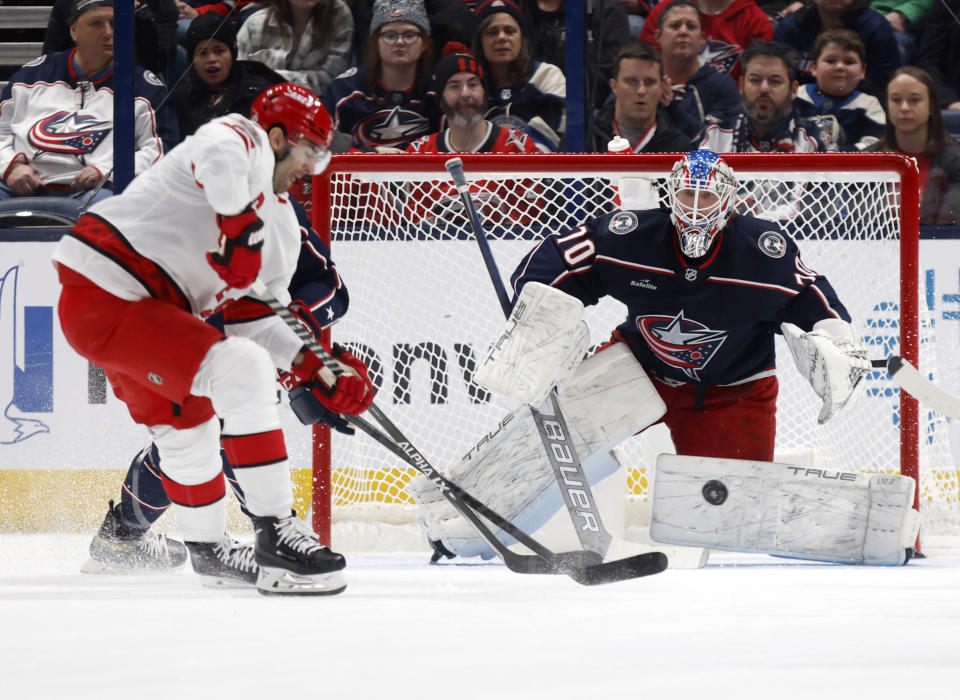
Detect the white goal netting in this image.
<box><xmin>314</xmin><ymin>153</ymin><xmax>959</xmax><ymax>551</ymax></box>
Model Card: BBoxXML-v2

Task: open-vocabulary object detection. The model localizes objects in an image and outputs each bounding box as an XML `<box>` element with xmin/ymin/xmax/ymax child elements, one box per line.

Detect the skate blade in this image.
<box><xmin>256</xmin><ymin>567</ymin><xmax>346</xmax><ymax>596</ymax></box>
<box><xmin>198</xmin><ymin>574</ymin><xmax>257</xmax><ymax>589</ymax></box>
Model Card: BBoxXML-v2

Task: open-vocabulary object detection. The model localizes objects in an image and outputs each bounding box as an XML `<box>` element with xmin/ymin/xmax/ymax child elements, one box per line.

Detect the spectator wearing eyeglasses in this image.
<box><xmin>237</xmin><ymin>0</ymin><xmax>354</xmax><ymax>97</ymax></box>
<box><xmin>323</xmin><ymin>0</ymin><xmax>441</xmax><ymax>152</ymax></box>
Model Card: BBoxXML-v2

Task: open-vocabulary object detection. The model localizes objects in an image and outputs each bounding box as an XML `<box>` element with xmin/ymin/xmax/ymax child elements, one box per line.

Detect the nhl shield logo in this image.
<box><xmin>608</xmin><ymin>211</ymin><xmax>638</xmax><ymax>234</ymax></box>
<box><xmin>758</xmin><ymin>231</ymin><xmax>786</xmax><ymax>258</ymax></box>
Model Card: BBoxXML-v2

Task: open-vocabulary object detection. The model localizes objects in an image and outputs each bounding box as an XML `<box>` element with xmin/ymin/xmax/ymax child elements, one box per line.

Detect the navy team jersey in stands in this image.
<box><xmin>322</xmin><ymin>65</ymin><xmax>441</xmax><ymax>149</ymax></box>
<box><xmin>794</xmin><ymin>84</ymin><xmax>885</xmax><ymax>152</ymax></box>
<box><xmin>699</xmin><ymin>108</ymin><xmax>837</xmax><ymax>153</ymax></box>
<box><xmin>510</xmin><ymin>208</ymin><xmax>851</xmax><ymax>387</ymax></box>
<box><xmin>484</xmin><ymin>62</ymin><xmax>566</xmax><ymax>152</ymax></box>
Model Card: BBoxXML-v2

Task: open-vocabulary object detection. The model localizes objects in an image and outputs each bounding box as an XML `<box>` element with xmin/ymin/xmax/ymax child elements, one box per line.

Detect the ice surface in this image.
<box><xmin>2</xmin><ymin>535</ymin><xmax>959</xmax><ymax>700</ymax></box>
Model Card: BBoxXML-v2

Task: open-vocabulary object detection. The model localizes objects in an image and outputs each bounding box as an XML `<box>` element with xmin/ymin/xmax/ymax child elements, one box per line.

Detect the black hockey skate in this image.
<box><xmin>252</xmin><ymin>513</ymin><xmax>346</xmax><ymax>595</ymax></box>
<box><xmin>82</xmin><ymin>500</ymin><xmax>187</xmax><ymax>573</ymax></box>
<box><xmin>185</xmin><ymin>537</ymin><xmax>259</xmax><ymax>588</ymax></box>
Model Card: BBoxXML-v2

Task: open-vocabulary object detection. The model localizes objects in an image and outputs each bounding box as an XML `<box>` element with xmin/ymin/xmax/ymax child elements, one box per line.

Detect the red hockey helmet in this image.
<box><xmin>252</xmin><ymin>82</ymin><xmax>333</xmax><ymax>173</ymax></box>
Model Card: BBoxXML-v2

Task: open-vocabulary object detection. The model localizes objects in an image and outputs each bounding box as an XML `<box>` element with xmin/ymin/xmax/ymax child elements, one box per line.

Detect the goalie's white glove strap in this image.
<box><xmin>781</xmin><ymin>319</ymin><xmax>870</xmax><ymax>424</ymax></box>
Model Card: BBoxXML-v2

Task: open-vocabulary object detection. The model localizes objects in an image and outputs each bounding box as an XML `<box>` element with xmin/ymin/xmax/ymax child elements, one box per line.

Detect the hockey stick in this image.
<box><xmin>887</xmin><ymin>355</ymin><xmax>960</xmax><ymax>420</ymax></box>
<box><xmin>249</xmin><ymin>280</ymin><xmax>667</xmax><ymax>584</ymax></box>
<box><xmin>444</xmin><ymin>157</ymin><xmax>634</xmax><ymax>557</ymax></box>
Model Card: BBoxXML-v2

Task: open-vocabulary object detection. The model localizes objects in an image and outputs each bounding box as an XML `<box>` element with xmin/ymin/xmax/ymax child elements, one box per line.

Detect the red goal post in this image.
<box><xmin>307</xmin><ymin>152</ymin><xmax>955</xmax><ymax>552</ymax></box>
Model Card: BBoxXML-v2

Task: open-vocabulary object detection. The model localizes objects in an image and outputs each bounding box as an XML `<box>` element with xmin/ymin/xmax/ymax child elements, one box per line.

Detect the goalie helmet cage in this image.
<box><xmin>308</xmin><ymin>152</ymin><xmax>959</xmax><ymax>554</ymax></box>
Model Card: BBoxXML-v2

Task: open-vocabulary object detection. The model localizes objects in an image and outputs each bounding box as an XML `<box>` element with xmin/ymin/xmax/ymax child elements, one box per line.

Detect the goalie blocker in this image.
<box><xmin>650</xmin><ymin>454</ymin><xmax>919</xmax><ymax>566</ymax></box>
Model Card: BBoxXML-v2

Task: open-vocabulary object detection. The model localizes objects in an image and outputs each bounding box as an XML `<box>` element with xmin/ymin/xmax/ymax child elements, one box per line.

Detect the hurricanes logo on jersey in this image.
<box><xmin>28</xmin><ymin>111</ymin><xmax>111</xmax><ymax>156</ymax></box>
<box><xmin>637</xmin><ymin>310</ymin><xmax>727</xmax><ymax>380</ymax></box>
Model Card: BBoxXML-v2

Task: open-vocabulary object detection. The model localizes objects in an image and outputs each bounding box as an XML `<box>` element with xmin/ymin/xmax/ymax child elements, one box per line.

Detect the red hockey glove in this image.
<box><xmin>288</xmin><ymin>342</ymin><xmax>375</xmax><ymax>417</ymax></box>
<box><xmin>206</xmin><ymin>206</ymin><xmax>264</xmax><ymax>288</ymax></box>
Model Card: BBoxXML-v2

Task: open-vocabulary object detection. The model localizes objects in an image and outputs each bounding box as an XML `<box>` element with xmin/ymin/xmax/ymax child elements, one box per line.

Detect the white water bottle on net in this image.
<box><xmin>607</xmin><ymin>136</ymin><xmax>658</xmax><ymax>210</ymax></box>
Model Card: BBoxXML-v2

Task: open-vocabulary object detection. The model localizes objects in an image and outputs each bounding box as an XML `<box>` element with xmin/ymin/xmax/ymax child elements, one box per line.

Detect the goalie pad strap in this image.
<box><xmin>474</xmin><ymin>281</ymin><xmax>591</xmax><ymax>406</ymax></box>
<box><xmin>649</xmin><ymin>454</ymin><xmax>918</xmax><ymax>566</ymax></box>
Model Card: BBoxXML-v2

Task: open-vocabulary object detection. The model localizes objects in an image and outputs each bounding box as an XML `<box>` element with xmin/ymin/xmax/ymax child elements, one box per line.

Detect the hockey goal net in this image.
<box><xmin>309</xmin><ymin>152</ymin><xmax>958</xmax><ymax>553</ymax></box>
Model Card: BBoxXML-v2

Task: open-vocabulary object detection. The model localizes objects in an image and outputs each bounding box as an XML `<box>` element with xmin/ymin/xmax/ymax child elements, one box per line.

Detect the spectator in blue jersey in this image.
<box><xmin>237</xmin><ymin>0</ymin><xmax>354</xmax><ymax>97</ymax></box>
<box><xmin>170</xmin><ymin>13</ymin><xmax>287</xmax><ymax>137</ymax></box>
<box><xmin>700</xmin><ymin>40</ymin><xmax>837</xmax><ymax>152</ymax></box>
<box><xmin>590</xmin><ymin>43</ymin><xmax>692</xmax><ymax>152</ymax></box>
<box><xmin>868</xmin><ymin>67</ymin><xmax>960</xmax><ymax>225</ymax></box>
<box><xmin>518</xmin><ymin>0</ymin><xmax>631</xmax><ymax>110</ymax></box>
<box><xmin>0</xmin><ymin>0</ymin><xmax>178</xmax><ymax>203</ymax></box>
<box><xmin>82</xmin><ymin>200</ymin><xmax>352</xmax><ymax>580</ymax></box>
<box><xmin>656</xmin><ymin>0</ymin><xmax>742</xmax><ymax>141</ymax></box>
<box><xmin>773</xmin><ymin>0</ymin><xmax>900</xmax><ymax>98</ymax></box>
<box><xmin>470</xmin><ymin>0</ymin><xmax>566</xmax><ymax>152</ymax></box>
<box><xmin>794</xmin><ymin>29</ymin><xmax>884</xmax><ymax>151</ymax></box>
<box><xmin>323</xmin><ymin>0</ymin><xmax>441</xmax><ymax>152</ymax></box>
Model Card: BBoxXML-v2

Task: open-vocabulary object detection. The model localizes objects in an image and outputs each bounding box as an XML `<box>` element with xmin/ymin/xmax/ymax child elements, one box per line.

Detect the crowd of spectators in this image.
<box><xmin>1</xmin><ymin>0</ymin><xmax>958</xmax><ymax>222</ymax></box>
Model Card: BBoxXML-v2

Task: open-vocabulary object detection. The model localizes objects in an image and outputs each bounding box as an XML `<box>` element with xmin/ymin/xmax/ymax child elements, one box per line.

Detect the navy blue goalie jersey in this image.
<box><xmin>510</xmin><ymin>209</ymin><xmax>852</xmax><ymax>387</ymax></box>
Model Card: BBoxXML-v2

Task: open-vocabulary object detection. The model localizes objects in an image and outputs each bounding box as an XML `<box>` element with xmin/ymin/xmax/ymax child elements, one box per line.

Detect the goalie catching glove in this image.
<box><xmin>207</xmin><ymin>205</ymin><xmax>265</xmax><ymax>289</ymax></box>
<box><xmin>781</xmin><ymin>318</ymin><xmax>870</xmax><ymax>424</ymax></box>
<box><xmin>288</xmin><ymin>342</ymin><xmax>375</xmax><ymax>417</ymax></box>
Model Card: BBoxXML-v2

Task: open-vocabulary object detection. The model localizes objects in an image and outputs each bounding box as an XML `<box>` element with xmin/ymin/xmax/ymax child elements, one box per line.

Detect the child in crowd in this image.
<box><xmin>794</xmin><ymin>28</ymin><xmax>884</xmax><ymax>151</ymax></box>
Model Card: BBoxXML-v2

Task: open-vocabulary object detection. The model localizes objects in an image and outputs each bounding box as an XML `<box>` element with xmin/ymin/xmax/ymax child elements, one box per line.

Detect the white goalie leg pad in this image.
<box><xmin>411</xmin><ymin>342</ymin><xmax>666</xmax><ymax>558</ymax></box>
<box><xmin>649</xmin><ymin>454</ymin><xmax>919</xmax><ymax>566</ymax></box>
<box><xmin>781</xmin><ymin>319</ymin><xmax>871</xmax><ymax>424</ymax></box>
<box><xmin>474</xmin><ymin>281</ymin><xmax>591</xmax><ymax>407</ymax></box>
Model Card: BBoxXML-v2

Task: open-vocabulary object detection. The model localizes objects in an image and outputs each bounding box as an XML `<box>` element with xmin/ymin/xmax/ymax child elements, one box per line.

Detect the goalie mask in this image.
<box><xmin>667</xmin><ymin>150</ymin><xmax>738</xmax><ymax>259</ymax></box>
<box><xmin>252</xmin><ymin>82</ymin><xmax>333</xmax><ymax>174</ymax></box>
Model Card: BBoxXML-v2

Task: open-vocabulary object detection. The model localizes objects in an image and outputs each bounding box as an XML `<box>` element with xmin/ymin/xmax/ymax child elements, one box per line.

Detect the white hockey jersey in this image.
<box><xmin>52</xmin><ymin>114</ymin><xmax>304</xmax><ymax>368</ymax></box>
<box><xmin>0</xmin><ymin>48</ymin><xmax>177</xmax><ymax>185</ymax></box>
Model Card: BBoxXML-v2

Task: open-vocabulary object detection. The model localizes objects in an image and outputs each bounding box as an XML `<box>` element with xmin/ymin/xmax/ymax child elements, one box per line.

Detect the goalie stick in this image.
<box><xmin>249</xmin><ymin>280</ymin><xmax>667</xmax><ymax>585</ymax></box>
<box><xmin>887</xmin><ymin>355</ymin><xmax>960</xmax><ymax>420</ymax></box>
<box><xmin>444</xmin><ymin>157</ymin><xmax>645</xmax><ymax>559</ymax></box>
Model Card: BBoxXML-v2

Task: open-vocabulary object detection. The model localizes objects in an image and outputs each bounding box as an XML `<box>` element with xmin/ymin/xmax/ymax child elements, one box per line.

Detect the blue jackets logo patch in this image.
<box><xmin>637</xmin><ymin>310</ymin><xmax>727</xmax><ymax>381</ymax></box>
<box><xmin>758</xmin><ymin>230</ymin><xmax>786</xmax><ymax>258</ymax></box>
<box><xmin>28</xmin><ymin>111</ymin><xmax>111</xmax><ymax>156</ymax></box>
<box><xmin>355</xmin><ymin>106</ymin><xmax>429</xmax><ymax>147</ymax></box>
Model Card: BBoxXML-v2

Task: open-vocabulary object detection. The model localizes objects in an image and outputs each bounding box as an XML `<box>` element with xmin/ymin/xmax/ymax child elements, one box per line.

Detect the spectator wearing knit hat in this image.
<box><xmin>170</xmin><ymin>13</ymin><xmax>286</xmax><ymax>137</ymax></box>
<box><xmin>471</xmin><ymin>0</ymin><xmax>566</xmax><ymax>151</ymax></box>
<box><xmin>237</xmin><ymin>0</ymin><xmax>354</xmax><ymax>96</ymax></box>
<box><xmin>323</xmin><ymin>0</ymin><xmax>442</xmax><ymax>151</ymax></box>
<box><xmin>407</xmin><ymin>43</ymin><xmax>537</xmax><ymax>153</ymax></box>
<box><xmin>349</xmin><ymin>0</ymin><xmax>478</xmax><ymax>63</ymax></box>
<box><xmin>405</xmin><ymin>43</ymin><xmax>539</xmax><ymax>224</ymax></box>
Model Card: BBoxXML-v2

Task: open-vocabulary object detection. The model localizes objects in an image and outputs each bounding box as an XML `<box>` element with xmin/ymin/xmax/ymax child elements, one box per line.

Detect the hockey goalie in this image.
<box><xmin>410</xmin><ymin>150</ymin><xmax>918</xmax><ymax>567</ymax></box>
